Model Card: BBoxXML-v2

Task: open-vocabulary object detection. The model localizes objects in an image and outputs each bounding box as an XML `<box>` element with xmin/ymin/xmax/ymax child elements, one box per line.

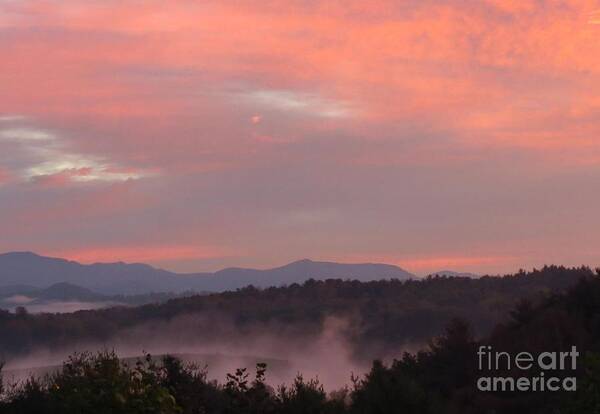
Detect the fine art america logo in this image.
<box><xmin>477</xmin><ymin>346</ymin><xmax>579</xmax><ymax>392</ymax></box>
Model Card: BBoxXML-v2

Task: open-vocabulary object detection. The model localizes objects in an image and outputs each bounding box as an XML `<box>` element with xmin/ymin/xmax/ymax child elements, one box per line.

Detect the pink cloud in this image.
<box><xmin>46</xmin><ymin>244</ymin><xmax>231</xmax><ymax>265</ymax></box>
<box><xmin>2</xmin><ymin>0</ymin><xmax>599</xmax><ymax>160</ymax></box>
<box><xmin>30</xmin><ymin>167</ymin><xmax>94</xmax><ymax>187</ymax></box>
<box><xmin>337</xmin><ymin>252</ymin><xmax>520</xmax><ymax>275</ymax></box>
<box><xmin>0</xmin><ymin>168</ymin><xmax>12</xmax><ymax>185</ymax></box>
<box><xmin>1</xmin><ymin>1</ymin><xmax>600</xmax><ymax>272</ymax></box>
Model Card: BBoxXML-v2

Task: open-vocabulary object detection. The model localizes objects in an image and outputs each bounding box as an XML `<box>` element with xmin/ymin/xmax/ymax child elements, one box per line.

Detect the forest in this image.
<box><xmin>1</xmin><ymin>266</ymin><xmax>600</xmax><ymax>412</ymax></box>
<box><xmin>0</xmin><ymin>265</ymin><xmax>591</xmax><ymax>362</ymax></box>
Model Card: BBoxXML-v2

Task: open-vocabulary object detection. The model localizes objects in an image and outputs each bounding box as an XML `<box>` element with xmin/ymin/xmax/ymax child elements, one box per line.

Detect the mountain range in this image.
<box><xmin>0</xmin><ymin>252</ymin><xmax>414</xmax><ymax>295</ymax></box>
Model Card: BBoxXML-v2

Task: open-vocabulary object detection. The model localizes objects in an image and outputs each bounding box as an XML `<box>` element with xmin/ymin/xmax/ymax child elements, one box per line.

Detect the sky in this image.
<box><xmin>1</xmin><ymin>0</ymin><xmax>599</xmax><ymax>275</ymax></box>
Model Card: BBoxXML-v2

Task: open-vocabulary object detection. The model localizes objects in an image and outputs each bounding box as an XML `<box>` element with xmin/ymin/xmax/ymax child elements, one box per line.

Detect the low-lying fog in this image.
<box><xmin>1</xmin><ymin>299</ymin><xmax>124</xmax><ymax>313</ymax></box>
<box><xmin>2</xmin><ymin>316</ymin><xmax>418</xmax><ymax>391</ymax></box>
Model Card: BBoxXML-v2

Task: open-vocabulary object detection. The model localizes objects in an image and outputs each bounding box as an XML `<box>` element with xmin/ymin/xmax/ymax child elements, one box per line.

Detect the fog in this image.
<box><xmin>1</xmin><ymin>300</ymin><xmax>122</xmax><ymax>314</ymax></box>
<box><xmin>2</xmin><ymin>314</ymin><xmax>419</xmax><ymax>391</ymax></box>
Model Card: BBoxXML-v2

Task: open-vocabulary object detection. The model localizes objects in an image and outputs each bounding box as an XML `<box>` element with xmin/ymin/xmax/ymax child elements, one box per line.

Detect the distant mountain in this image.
<box><xmin>0</xmin><ymin>265</ymin><xmax>588</xmax><ymax>362</ymax></box>
<box><xmin>207</xmin><ymin>259</ymin><xmax>413</xmax><ymax>291</ymax></box>
<box><xmin>0</xmin><ymin>252</ymin><xmax>184</xmax><ymax>295</ymax></box>
<box><xmin>0</xmin><ymin>252</ymin><xmax>414</xmax><ymax>295</ymax></box>
<box><xmin>0</xmin><ymin>284</ymin><xmax>40</xmax><ymax>297</ymax></box>
<box><xmin>35</xmin><ymin>282</ymin><xmax>107</xmax><ymax>302</ymax></box>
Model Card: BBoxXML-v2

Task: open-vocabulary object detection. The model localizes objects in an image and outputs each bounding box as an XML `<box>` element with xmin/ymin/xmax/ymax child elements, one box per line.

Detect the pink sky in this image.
<box><xmin>1</xmin><ymin>1</ymin><xmax>599</xmax><ymax>275</ymax></box>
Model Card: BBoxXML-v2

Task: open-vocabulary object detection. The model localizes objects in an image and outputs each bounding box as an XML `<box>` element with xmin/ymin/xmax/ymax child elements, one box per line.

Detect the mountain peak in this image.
<box><xmin>288</xmin><ymin>258</ymin><xmax>314</xmax><ymax>265</ymax></box>
<box><xmin>1</xmin><ymin>251</ymin><xmax>41</xmax><ymax>258</ymax></box>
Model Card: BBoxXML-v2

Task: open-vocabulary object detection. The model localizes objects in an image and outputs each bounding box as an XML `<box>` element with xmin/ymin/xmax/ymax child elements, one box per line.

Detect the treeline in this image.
<box><xmin>0</xmin><ymin>265</ymin><xmax>592</xmax><ymax>361</ymax></box>
<box><xmin>2</xmin><ymin>269</ymin><xmax>600</xmax><ymax>413</ymax></box>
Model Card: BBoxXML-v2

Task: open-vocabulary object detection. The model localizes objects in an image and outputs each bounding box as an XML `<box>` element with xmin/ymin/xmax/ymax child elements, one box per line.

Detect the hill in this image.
<box><xmin>0</xmin><ymin>265</ymin><xmax>589</xmax><ymax>362</ymax></box>
<box><xmin>0</xmin><ymin>252</ymin><xmax>414</xmax><ymax>295</ymax></box>
<box><xmin>2</xmin><ymin>268</ymin><xmax>600</xmax><ymax>413</ymax></box>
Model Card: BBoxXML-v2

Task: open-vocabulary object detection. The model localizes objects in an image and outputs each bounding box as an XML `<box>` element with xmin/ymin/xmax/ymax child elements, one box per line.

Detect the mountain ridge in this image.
<box><xmin>0</xmin><ymin>252</ymin><xmax>414</xmax><ymax>295</ymax></box>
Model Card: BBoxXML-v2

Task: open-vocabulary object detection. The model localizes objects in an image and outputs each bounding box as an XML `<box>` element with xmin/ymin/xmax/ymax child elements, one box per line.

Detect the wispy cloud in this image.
<box><xmin>0</xmin><ymin>127</ymin><xmax>54</xmax><ymax>141</ymax></box>
<box><xmin>240</xmin><ymin>89</ymin><xmax>355</xmax><ymax>119</ymax></box>
<box><xmin>0</xmin><ymin>123</ymin><xmax>153</xmax><ymax>185</ymax></box>
<box><xmin>0</xmin><ymin>115</ymin><xmax>27</xmax><ymax>122</ymax></box>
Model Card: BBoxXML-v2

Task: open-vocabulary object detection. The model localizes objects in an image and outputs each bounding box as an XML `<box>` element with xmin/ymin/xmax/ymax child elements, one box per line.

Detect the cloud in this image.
<box><xmin>0</xmin><ymin>167</ymin><xmax>11</xmax><ymax>185</ymax></box>
<box><xmin>0</xmin><ymin>127</ymin><xmax>54</xmax><ymax>141</ymax></box>
<box><xmin>1</xmin><ymin>0</ymin><xmax>600</xmax><ymax>273</ymax></box>
<box><xmin>47</xmin><ymin>244</ymin><xmax>233</xmax><ymax>265</ymax></box>
<box><xmin>5</xmin><ymin>301</ymin><xmax>120</xmax><ymax>314</ymax></box>
<box><xmin>0</xmin><ymin>115</ymin><xmax>27</xmax><ymax>122</ymax></box>
<box><xmin>0</xmin><ymin>122</ymin><xmax>153</xmax><ymax>185</ymax></box>
<box><xmin>239</xmin><ymin>89</ymin><xmax>355</xmax><ymax>118</ymax></box>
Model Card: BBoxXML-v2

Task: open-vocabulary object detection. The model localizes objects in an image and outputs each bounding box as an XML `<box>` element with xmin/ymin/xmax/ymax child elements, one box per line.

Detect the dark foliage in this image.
<box><xmin>1</xmin><ymin>266</ymin><xmax>600</xmax><ymax>413</ymax></box>
<box><xmin>0</xmin><ymin>265</ymin><xmax>588</xmax><ymax>362</ymax></box>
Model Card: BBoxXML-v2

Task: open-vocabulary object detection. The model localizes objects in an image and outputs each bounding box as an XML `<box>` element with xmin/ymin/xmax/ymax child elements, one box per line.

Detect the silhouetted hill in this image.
<box><xmin>0</xmin><ymin>284</ymin><xmax>40</xmax><ymax>297</ymax></box>
<box><xmin>2</xmin><ymin>268</ymin><xmax>600</xmax><ymax>414</ymax></box>
<box><xmin>0</xmin><ymin>265</ymin><xmax>589</xmax><ymax>362</ymax></box>
<box><xmin>36</xmin><ymin>283</ymin><xmax>106</xmax><ymax>302</ymax></box>
<box><xmin>0</xmin><ymin>252</ymin><xmax>180</xmax><ymax>295</ymax></box>
<box><xmin>0</xmin><ymin>252</ymin><xmax>414</xmax><ymax>295</ymax></box>
<box><xmin>208</xmin><ymin>258</ymin><xmax>414</xmax><ymax>291</ymax></box>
